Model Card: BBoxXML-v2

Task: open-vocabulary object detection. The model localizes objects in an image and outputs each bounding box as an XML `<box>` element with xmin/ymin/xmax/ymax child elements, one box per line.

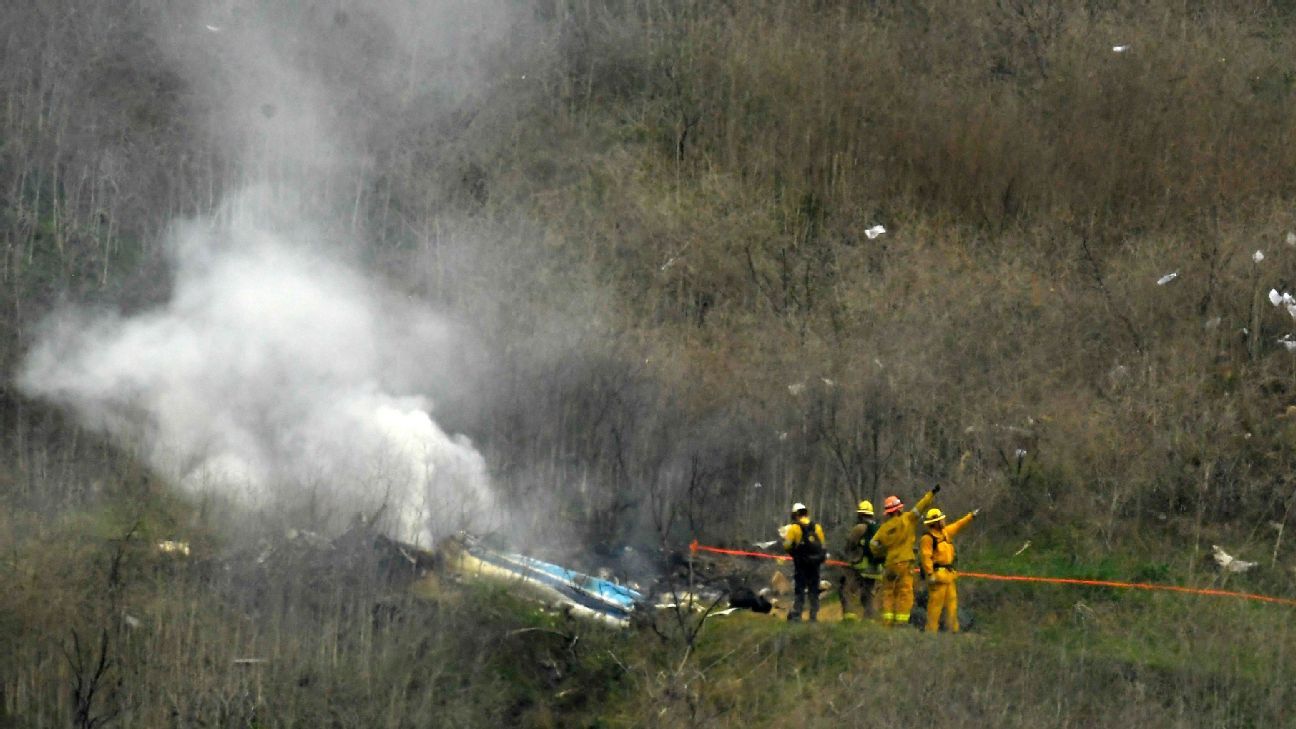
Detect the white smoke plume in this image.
<box><xmin>16</xmin><ymin>0</ymin><xmax>531</xmax><ymax>544</ymax></box>
<box><xmin>18</xmin><ymin>190</ymin><xmax>494</xmax><ymax>545</ymax></box>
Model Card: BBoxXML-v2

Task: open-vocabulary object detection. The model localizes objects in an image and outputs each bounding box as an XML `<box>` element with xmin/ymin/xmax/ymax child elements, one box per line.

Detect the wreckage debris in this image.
<box><xmin>155</xmin><ymin>540</ymin><xmax>191</xmax><ymax>556</ymax></box>
<box><xmin>444</xmin><ymin>535</ymin><xmax>644</xmax><ymax>627</ymax></box>
<box><xmin>1211</xmin><ymin>545</ymin><xmax>1258</xmax><ymax>573</ymax></box>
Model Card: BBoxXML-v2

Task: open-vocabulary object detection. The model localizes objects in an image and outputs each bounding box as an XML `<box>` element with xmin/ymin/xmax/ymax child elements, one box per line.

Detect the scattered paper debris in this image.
<box><xmin>205</xmin><ymin>24</ymin><xmax>221</xmax><ymax>32</ymax></box>
<box><xmin>752</xmin><ymin>540</ymin><xmax>777</xmax><ymax>549</ymax></box>
<box><xmin>1014</xmin><ymin>448</ymin><xmax>1028</xmax><ymax>460</ymax></box>
<box><xmin>233</xmin><ymin>658</ymin><xmax>270</xmax><ymax>665</ymax></box>
<box><xmin>1271</xmin><ymin>289</ymin><xmax>1283</xmax><ymax>307</ymax></box>
<box><xmin>123</xmin><ymin>614</ymin><xmax>142</xmax><ymax>630</ymax></box>
<box><xmin>821</xmin><ymin>378</ymin><xmax>835</xmax><ymax>387</ymax></box>
<box><xmin>1156</xmin><ymin>272</ymin><xmax>1179</xmax><ymax>285</ymax></box>
<box><xmin>1211</xmin><ymin>545</ymin><xmax>1257</xmax><ymax>573</ymax></box>
<box><xmin>710</xmin><ymin>607</ymin><xmax>741</xmax><ymax>617</ymax></box>
<box><xmin>1279</xmin><ymin>335</ymin><xmax>1296</xmax><ymax>352</ymax></box>
<box><xmin>1286</xmin><ymin>232</ymin><xmax>1296</xmax><ymax>247</ymax></box>
<box><xmin>1013</xmin><ymin>541</ymin><xmax>1032</xmax><ymax>557</ymax></box>
<box><xmin>1112</xmin><ymin>45</ymin><xmax>1129</xmax><ymax>53</ymax></box>
<box><xmin>1254</xmin><ymin>250</ymin><xmax>1266</xmax><ymax>263</ymax></box>
<box><xmin>156</xmin><ymin>540</ymin><xmax>190</xmax><ymax>556</ymax></box>
<box><xmin>787</xmin><ymin>382</ymin><xmax>806</xmax><ymax>396</ymax></box>
<box><xmin>1072</xmin><ymin>601</ymin><xmax>1095</xmax><ymax>623</ymax></box>
<box><xmin>1204</xmin><ymin>316</ymin><xmax>1221</xmax><ymax>330</ymax></box>
<box><xmin>864</xmin><ymin>225</ymin><xmax>886</xmax><ymax>239</ymax></box>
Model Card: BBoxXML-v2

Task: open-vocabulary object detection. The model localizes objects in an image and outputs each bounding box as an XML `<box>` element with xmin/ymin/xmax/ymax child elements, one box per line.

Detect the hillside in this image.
<box><xmin>4</xmin><ymin>1</ymin><xmax>1296</xmax><ymax>726</ymax></box>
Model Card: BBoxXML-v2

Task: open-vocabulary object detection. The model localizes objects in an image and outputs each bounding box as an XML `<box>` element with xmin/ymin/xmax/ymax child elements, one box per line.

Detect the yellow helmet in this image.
<box><xmin>856</xmin><ymin>500</ymin><xmax>874</xmax><ymax>516</ymax></box>
<box><xmin>923</xmin><ymin>507</ymin><xmax>946</xmax><ymax>525</ymax></box>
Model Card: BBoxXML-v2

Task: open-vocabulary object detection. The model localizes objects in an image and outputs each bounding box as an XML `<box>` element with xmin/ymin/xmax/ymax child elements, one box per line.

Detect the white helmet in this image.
<box><xmin>791</xmin><ymin>502</ymin><xmax>807</xmax><ymax>513</ymax></box>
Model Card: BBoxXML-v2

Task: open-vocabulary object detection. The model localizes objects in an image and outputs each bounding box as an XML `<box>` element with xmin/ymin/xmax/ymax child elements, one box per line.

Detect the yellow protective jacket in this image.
<box><xmin>920</xmin><ymin>512</ymin><xmax>974</xmax><ymax>578</ymax></box>
<box><xmin>783</xmin><ymin>518</ymin><xmax>826</xmax><ymax>555</ymax></box>
<box><xmin>868</xmin><ymin>490</ymin><xmax>936</xmax><ymax>567</ymax></box>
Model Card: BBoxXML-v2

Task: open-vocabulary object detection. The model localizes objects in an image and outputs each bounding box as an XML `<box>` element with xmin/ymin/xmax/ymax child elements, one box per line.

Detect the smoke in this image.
<box><xmin>16</xmin><ymin>0</ymin><xmax>527</xmax><ymax>544</ymax></box>
<box><xmin>19</xmin><ymin>190</ymin><xmax>493</xmax><ymax>544</ymax></box>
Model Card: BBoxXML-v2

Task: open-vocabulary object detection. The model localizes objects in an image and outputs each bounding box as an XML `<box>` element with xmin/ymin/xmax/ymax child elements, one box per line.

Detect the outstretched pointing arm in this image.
<box><xmin>912</xmin><ymin>487</ymin><xmax>937</xmax><ymax>516</ymax></box>
<box><xmin>946</xmin><ymin>512</ymin><xmax>975</xmax><ymax>538</ymax></box>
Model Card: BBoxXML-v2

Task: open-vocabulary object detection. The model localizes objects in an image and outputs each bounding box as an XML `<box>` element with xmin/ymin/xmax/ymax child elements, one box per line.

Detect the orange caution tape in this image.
<box><xmin>689</xmin><ymin>540</ymin><xmax>849</xmax><ymax>567</ymax></box>
<box><xmin>688</xmin><ymin>540</ymin><xmax>1296</xmax><ymax>608</ymax></box>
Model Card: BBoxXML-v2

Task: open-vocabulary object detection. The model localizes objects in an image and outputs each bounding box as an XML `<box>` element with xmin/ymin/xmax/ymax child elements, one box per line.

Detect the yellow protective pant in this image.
<box><xmin>925</xmin><ymin>570</ymin><xmax>959</xmax><ymax>633</ymax></box>
<box><xmin>879</xmin><ymin>562</ymin><xmax>915</xmax><ymax>627</ymax></box>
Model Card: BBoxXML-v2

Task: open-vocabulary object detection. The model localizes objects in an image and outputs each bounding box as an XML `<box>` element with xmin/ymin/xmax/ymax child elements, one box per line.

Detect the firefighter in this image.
<box><xmin>839</xmin><ymin>499</ymin><xmax>882</xmax><ymax>620</ymax></box>
<box><xmin>782</xmin><ymin>502</ymin><xmax>827</xmax><ymax>622</ymax></box>
<box><xmin>920</xmin><ymin>506</ymin><xmax>979</xmax><ymax>633</ymax></box>
<box><xmin>868</xmin><ymin>485</ymin><xmax>939</xmax><ymax>627</ymax></box>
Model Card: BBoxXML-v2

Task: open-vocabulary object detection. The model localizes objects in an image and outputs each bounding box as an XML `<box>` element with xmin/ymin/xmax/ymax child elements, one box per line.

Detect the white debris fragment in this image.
<box><xmin>123</xmin><ymin>614</ymin><xmax>142</xmax><ymax>630</ymax></box>
<box><xmin>1254</xmin><ymin>250</ymin><xmax>1266</xmax><ymax>263</ymax></box>
<box><xmin>1204</xmin><ymin>317</ymin><xmax>1221</xmax><ymax>330</ymax></box>
<box><xmin>1279</xmin><ymin>335</ymin><xmax>1296</xmax><ymax>352</ymax></box>
<box><xmin>1013</xmin><ymin>541</ymin><xmax>1032</xmax><ymax>557</ymax></box>
<box><xmin>156</xmin><ymin>540</ymin><xmax>190</xmax><ymax>556</ymax></box>
<box><xmin>1014</xmin><ymin>448</ymin><xmax>1028</xmax><ymax>460</ymax></box>
<box><xmin>787</xmin><ymin>382</ymin><xmax>806</xmax><ymax>396</ymax></box>
<box><xmin>1156</xmin><ymin>272</ymin><xmax>1179</xmax><ymax>286</ymax></box>
<box><xmin>864</xmin><ymin>225</ymin><xmax>886</xmax><ymax>240</ymax></box>
<box><xmin>752</xmin><ymin>540</ymin><xmax>777</xmax><ymax>549</ymax></box>
<box><xmin>1286</xmin><ymin>232</ymin><xmax>1296</xmax><ymax>247</ymax></box>
<box><xmin>1112</xmin><ymin>45</ymin><xmax>1129</xmax><ymax>53</ymax></box>
<box><xmin>205</xmin><ymin>24</ymin><xmax>221</xmax><ymax>32</ymax></box>
<box><xmin>1211</xmin><ymin>544</ymin><xmax>1258</xmax><ymax>573</ymax></box>
<box><xmin>821</xmin><ymin>378</ymin><xmax>835</xmax><ymax>387</ymax></box>
<box><xmin>1271</xmin><ymin>289</ymin><xmax>1283</xmax><ymax>307</ymax></box>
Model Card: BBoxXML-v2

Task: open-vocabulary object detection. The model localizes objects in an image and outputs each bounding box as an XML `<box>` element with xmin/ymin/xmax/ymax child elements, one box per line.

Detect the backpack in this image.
<box><xmin>793</xmin><ymin>521</ymin><xmax>826</xmax><ymax>565</ymax></box>
<box><xmin>918</xmin><ymin>532</ymin><xmax>952</xmax><ymax>579</ymax></box>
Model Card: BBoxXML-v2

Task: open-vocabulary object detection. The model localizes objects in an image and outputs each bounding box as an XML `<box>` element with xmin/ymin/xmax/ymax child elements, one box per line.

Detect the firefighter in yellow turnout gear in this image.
<box><xmin>920</xmin><ymin>507</ymin><xmax>979</xmax><ymax>633</ymax></box>
<box><xmin>839</xmin><ymin>500</ymin><xmax>882</xmax><ymax>620</ymax></box>
<box><xmin>869</xmin><ymin>486</ymin><xmax>938</xmax><ymax>627</ymax></box>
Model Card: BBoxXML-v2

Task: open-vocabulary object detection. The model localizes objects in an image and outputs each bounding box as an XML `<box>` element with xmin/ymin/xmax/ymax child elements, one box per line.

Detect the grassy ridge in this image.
<box><xmin>3</xmin><ymin>499</ymin><xmax>1294</xmax><ymax>727</ymax></box>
